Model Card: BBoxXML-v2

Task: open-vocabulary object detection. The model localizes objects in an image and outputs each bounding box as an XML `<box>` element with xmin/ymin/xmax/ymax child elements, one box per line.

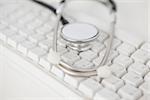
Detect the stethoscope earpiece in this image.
<box><xmin>48</xmin><ymin>0</ymin><xmax>117</xmax><ymax>77</ymax></box>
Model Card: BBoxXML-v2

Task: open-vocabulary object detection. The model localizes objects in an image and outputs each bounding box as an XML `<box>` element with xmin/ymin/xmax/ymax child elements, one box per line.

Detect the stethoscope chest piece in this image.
<box><xmin>48</xmin><ymin>0</ymin><xmax>117</xmax><ymax>77</ymax></box>
<box><xmin>61</xmin><ymin>23</ymin><xmax>99</xmax><ymax>51</ymax></box>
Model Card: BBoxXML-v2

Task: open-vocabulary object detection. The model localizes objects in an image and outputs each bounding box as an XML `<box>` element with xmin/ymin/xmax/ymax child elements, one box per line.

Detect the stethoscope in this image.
<box><xmin>32</xmin><ymin>0</ymin><xmax>117</xmax><ymax>78</ymax></box>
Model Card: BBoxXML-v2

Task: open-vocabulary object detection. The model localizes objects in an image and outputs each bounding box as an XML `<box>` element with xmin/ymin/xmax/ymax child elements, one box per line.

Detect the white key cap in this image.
<box><xmin>93</xmin><ymin>55</ymin><xmax>104</xmax><ymax>66</ymax></box>
<box><xmin>91</xmin><ymin>41</ymin><xmax>105</xmax><ymax>53</ymax></box>
<box><xmin>29</xmin><ymin>34</ymin><xmax>45</xmax><ymax>43</ymax></box>
<box><xmin>98</xmin><ymin>31</ymin><xmax>109</xmax><ymax>42</ymax></box>
<box><xmin>116</xmin><ymin>29</ymin><xmax>144</xmax><ymax>48</ymax></box>
<box><xmin>36</xmin><ymin>23</ymin><xmax>53</xmax><ymax>34</ymax></box>
<box><xmin>18</xmin><ymin>40</ymin><xmax>36</xmax><ymax>55</ymax></box>
<box><xmin>19</xmin><ymin>28</ymin><xmax>35</xmax><ymax>37</ymax></box>
<box><xmin>147</xmin><ymin>61</ymin><xmax>150</xmax><ymax>69</ymax></box>
<box><xmin>141</xmin><ymin>42</ymin><xmax>150</xmax><ymax>52</ymax></box>
<box><xmin>28</xmin><ymin>47</ymin><xmax>47</xmax><ymax>62</ymax></box>
<box><xmin>39</xmin><ymin>39</ymin><xmax>52</xmax><ymax>51</ymax></box>
<box><xmin>114</xmin><ymin>55</ymin><xmax>133</xmax><ymax>68</ymax></box>
<box><xmin>122</xmin><ymin>72</ymin><xmax>143</xmax><ymax>87</ymax></box>
<box><xmin>102</xmin><ymin>75</ymin><xmax>124</xmax><ymax>91</ymax></box>
<box><xmin>64</xmin><ymin>75</ymin><xmax>85</xmax><ymax>88</ymax></box>
<box><xmin>7</xmin><ymin>35</ymin><xmax>26</xmax><ymax>48</ymax></box>
<box><xmin>117</xmin><ymin>43</ymin><xmax>136</xmax><ymax>56</ymax></box>
<box><xmin>118</xmin><ymin>84</ymin><xmax>142</xmax><ymax>100</ymax></box>
<box><xmin>0</xmin><ymin>22</ymin><xmax>7</xmax><ymax>30</ymax></box>
<box><xmin>27</xmin><ymin>19</ymin><xmax>43</xmax><ymax>30</ymax></box>
<box><xmin>110</xmin><ymin>64</ymin><xmax>126</xmax><ymax>78</ymax></box>
<box><xmin>128</xmin><ymin>63</ymin><xmax>149</xmax><ymax>77</ymax></box>
<box><xmin>131</xmin><ymin>49</ymin><xmax>149</xmax><ymax>64</ymax></box>
<box><xmin>39</xmin><ymin>56</ymin><xmax>51</xmax><ymax>71</ymax></box>
<box><xmin>40</xmin><ymin>9</ymin><xmax>52</xmax><ymax>18</ymax></box>
<box><xmin>7</xmin><ymin>9</ymin><xmax>27</xmax><ymax>23</ymax></box>
<box><xmin>139</xmin><ymin>95</ymin><xmax>150</xmax><ymax>100</ymax></box>
<box><xmin>93</xmin><ymin>49</ymin><xmax>116</xmax><ymax>66</ymax></box>
<box><xmin>139</xmin><ymin>82</ymin><xmax>150</xmax><ymax>94</ymax></box>
<box><xmin>96</xmin><ymin>66</ymin><xmax>112</xmax><ymax>80</ymax></box>
<box><xmin>144</xmin><ymin>72</ymin><xmax>150</xmax><ymax>81</ymax></box>
<box><xmin>107</xmin><ymin>50</ymin><xmax>119</xmax><ymax>65</ymax></box>
<box><xmin>57</xmin><ymin>38</ymin><xmax>68</xmax><ymax>47</ymax></box>
<box><xmin>57</xmin><ymin>46</ymin><xmax>68</xmax><ymax>55</ymax></box>
<box><xmin>0</xmin><ymin>28</ymin><xmax>16</xmax><ymax>42</ymax></box>
<box><xmin>94</xmin><ymin>88</ymin><xmax>120</xmax><ymax>100</ymax></box>
<box><xmin>80</xmin><ymin>50</ymin><xmax>97</xmax><ymax>61</ymax></box>
<box><xmin>18</xmin><ymin>12</ymin><xmax>36</xmax><ymax>25</ymax></box>
<box><xmin>61</xmin><ymin>51</ymin><xmax>80</xmax><ymax>65</ymax></box>
<box><xmin>79</xmin><ymin>78</ymin><xmax>102</xmax><ymax>98</ymax></box>
<box><xmin>10</xmin><ymin>22</ymin><xmax>24</xmax><ymax>31</ymax></box>
<box><xmin>51</xmin><ymin>66</ymin><xmax>65</xmax><ymax>79</ymax></box>
<box><xmin>74</xmin><ymin>59</ymin><xmax>94</xmax><ymax>69</ymax></box>
<box><xmin>93</xmin><ymin>49</ymin><xmax>106</xmax><ymax>66</ymax></box>
<box><xmin>104</xmin><ymin>38</ymin><xmax>122</xmax><ymax>50</ymax></box>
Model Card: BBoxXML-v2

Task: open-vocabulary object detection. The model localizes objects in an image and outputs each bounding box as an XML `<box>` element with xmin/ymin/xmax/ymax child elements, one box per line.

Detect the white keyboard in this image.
<box><xmin>0</xmin><ymin>1</ymin><xmax>150</xmax><ymax>100</ymax></box>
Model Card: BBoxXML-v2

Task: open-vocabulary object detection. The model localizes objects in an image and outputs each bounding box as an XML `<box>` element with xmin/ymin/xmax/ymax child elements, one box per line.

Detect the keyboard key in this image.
<box><xmin>57</xmin><ymin>46</ymin><xmax>68</xmax><ymax>55</ymax></box>
<box><xmin>18</xmin><ymin>40</ymin><xmax>36</xmax><ymax>55</ymax></box>
<box><xmin>19</xmin><ymin>28</ymin><xmax>35</xmax><ymax>37</ymax></box>
<box><xmin>141</xmin><ymin>42</ymin><xmax>150</xmax><ymax>52</ymax></box>
<box><xmin>114</xmin><ymin>55</ymin><xmax>133</xmax><ymax>68</ymax></box>
<box><xmin>0</xmin><ymin>22</ymin><xmax>7</xmax><ymax>30</ymax></box>
<box><xmin>94</xmin><ymin>88</ymin><xmax>120</xmax><ymax>100</ymax></box>
<box><xmin>107</xmin><ymin>50</ymin><xmax>119</xmax><ymax>65</ymax></box>
<box><xmin>93</xmin><ymin>55</ymin><xmax>104</xmax><ymax>66</ymax></box>
<box><xmin>29</xmin><ymin>34</ymin><xmax>45</xmax><ymax>43</ymax></box>
<box><xmin>51</xmin><ymin>66</ymin><xmax>65</xmax><ymax>79</ymax></box>
<box><xmin>18</xmin><ymin>12</ymin><xmax>36</xmax><ymax>25</ymax></box>
<box><xmin>61</xmin><ymin>51</ymin><xmax>80</xmax><ymax>65</ymax></box>
<box><xmin>39</xmin><ymin>56</ymin><xmax>51</xmax><ymax>71</ymax></box>
<box><xmin>104</xmin><ymin>38</ymin><xmax>122</xmax><ymax>50</ymax></box>
<box><xmin>116</xmin><ymin>29</ymin><xmax>144</xmax><ymax>48</ymax></box>
<box><xmin>147</xmin><ymin>61</ymin><xmax>150</xmax><ymax>69</ymax></box>
<box><xmin>139</xmin><ymin>82</ymin><xmax>150</xmax><ymax>94</ymax></box>
<box><xmin>102</xmin><ymin>75</ymin><xmax>124</xmax><ymax>91</ymax></box>
<box><xmin>128</xmin><ymin>63</ymin><xmax>149</xmax><ymax>77</ymax></box>
<box><xmin>39</xmin><ymin>39</ymin><xmax>52</xmax><ymax>51</ymax></box>
<box><xmin>91</xmin><ymin>41</ymin><xmax>105</xmax><ymax>53</ymax></box>
<box><xmin>139</xmin><ymin>95</ymin><xmax>150</xmax><ymax>100</ymax></box>
<box><xmin>122</xmin><ymin>72</ymin><xmax>143</xmax><ymax>87</ymax></box>
<box><xmin>144</xmin><ymin>72</ymin><xmax>150</xmax><ymax>81</ymax></box>
<box><xmin>110</xmin><ymin>64</ymin><xmax>126</xmax><ymax>78</ymax></box>
<box><xmin>57</xmin><ymin>38</ymin><xmax>68</xmax><ymax>47</ymax></box>
<box><xmin>28</xmin><ymin>47</ymin><xmax>47</xmax><ymax>62</ymax></box>
<box><xmin>27</xmin><ymin>19</ymin><xmax>43</xmax><ymax>30</ymax></box>
<box><xmin>131</xmin><ymin>49</ymin><xmax>149</xmax><ymax>64</ymax></box>
<box><xmin>7</xmin><ymin>35</ymin><xmax>26</xmax><ymax>48</ymax></box>
<box><xmin>0</xmin><ymin>28</ymin><xmax>16</xmax><ymax>42</ymax></box>
<box><xmin>74</xmin><ymin>59</ymin><xmax>94</xmax><ymax>69</ymax></box>
<box><xmin>117</xmin><ymin>43</ymin><xmax>136</xmax><ymax>56</ymax></box>
<box><xmin>64</xmin><ymin>75</ymin><xmax>85</xmax><ymax>88</ymax></box>
<box><xmin>36</xmin><ymin>23</ymin><xmax>53</xmax><ymax>34</ymax></box>
<box><xmin>79</xmin><ymin>78</ymin><xmax>102</xmax><ymax>98</ymax></box>
<box><xmin>97</xmin><ymin>31</ymin><xmax>109</xmax><ymax>42</ymax></box>
<box><xmin>80</xmin><ymin>50</ymin><xmax>97</xmax><ymax>61</ymax></box>
<box><xmin>118</xmin><ymin>84</ymin><xmax>142</xmax><ymax>100</ymax></box>
<box><xmin>93</xmin><ymin>49</ymin><xmax>107</xmax><ymax>66</ymax></box>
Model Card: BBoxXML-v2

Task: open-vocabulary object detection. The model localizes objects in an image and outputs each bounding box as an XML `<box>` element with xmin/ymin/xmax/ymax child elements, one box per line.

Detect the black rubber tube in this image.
<box><xmin>31</xmin><ymin>0</ymin><xmax>69</xmax><ymax>25</ymax></box>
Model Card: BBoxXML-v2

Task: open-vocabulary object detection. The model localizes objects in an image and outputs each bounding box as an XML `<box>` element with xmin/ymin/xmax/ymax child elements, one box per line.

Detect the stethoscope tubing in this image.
<box><xmin>32</xmin><ymin>0</ymin><xmax>117</xmax><ymax>77</ymax></box>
